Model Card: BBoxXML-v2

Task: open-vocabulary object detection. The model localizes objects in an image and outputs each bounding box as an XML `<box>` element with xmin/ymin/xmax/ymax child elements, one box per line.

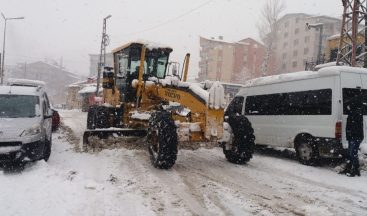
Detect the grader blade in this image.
<box><xmin>83</xmin><ymin>128</ymin><xmax>147</xmax><ymax>146</ymax></box>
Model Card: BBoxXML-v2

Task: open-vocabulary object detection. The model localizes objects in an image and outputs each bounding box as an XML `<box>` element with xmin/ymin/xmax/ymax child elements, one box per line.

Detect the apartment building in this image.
<box><xmin>198</xmin><ymin>36</ymin><xmax>275</xmax><ymax>84</ymax></box>
<box><xmin>274</xmin><ymin>13</ymin><xmax>341</xmax><ymax>73</ymax></box>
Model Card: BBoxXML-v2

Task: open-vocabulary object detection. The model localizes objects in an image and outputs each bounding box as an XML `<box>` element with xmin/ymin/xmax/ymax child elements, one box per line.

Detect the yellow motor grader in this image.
<box><xmin>83</xmin><ymin>42</ymin><xmax>255</xmax><ymax>169</ymax></box>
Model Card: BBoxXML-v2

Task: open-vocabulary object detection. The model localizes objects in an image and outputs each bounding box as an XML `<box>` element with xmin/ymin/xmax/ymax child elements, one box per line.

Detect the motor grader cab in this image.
<box><xmin>84</xmin><ymin>41</ymin><xmax>255</xmax><ymax>169</ymax></box>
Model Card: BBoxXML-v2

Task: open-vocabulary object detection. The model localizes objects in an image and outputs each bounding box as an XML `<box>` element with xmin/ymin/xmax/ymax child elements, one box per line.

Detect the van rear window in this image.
<box><xmin>343</xmin><ymin>88</ymin><xmax>367</xmax><ymax>115</ymax></box>
<box><xmin>245</xmin><ymin>89</ymin><xmax>332</xmax><ymax>115</ymax></box>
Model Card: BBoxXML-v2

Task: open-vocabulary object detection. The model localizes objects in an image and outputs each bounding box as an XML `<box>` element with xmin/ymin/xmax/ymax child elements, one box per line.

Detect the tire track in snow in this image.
<box><xmin>184</xmin><ymin>149</ymin><xmax>367</xmax><ymax>215</ymax></box>
<box><xmin>177</xmin><ymin>150</ymin><xmax>327</xmax><ymax>215</ymax></box>
<box><xmin>120</xmin><ymin>150</ymin><xmax>209</xmax><ymax>216</ymax></box>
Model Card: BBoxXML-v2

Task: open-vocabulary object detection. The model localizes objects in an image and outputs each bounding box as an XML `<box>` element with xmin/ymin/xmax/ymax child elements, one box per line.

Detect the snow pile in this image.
<box><xmin>135</xmin><ymin>39</ymin><xmax>172</xmax><ymax>50</ymax></box>
<box><xmin>314</xmin><ymin>61</ymin><xmax>338</xmax><ymax>70</ymax></box>
<box><xmin>189</xmin><ymin>84</ymin><xmax>209</xmax><ymax>103</ymax></box>
<box><xmin>208</xmin><ymin>81</ymin><xmax>226</xmax><ymax>109</ymax></box>
<box><xmin>78</xmin><ymin>85</ymin><xmax>102</xmax><ymax>94</ymax></box>
<box><xmin>148</xmin><ymin>76</ymin><xmax>210</xmax><ymax>103</ymax></box>
<box><xmin>243</xmin><ymin>68</ymin><xmax>344</xmax><ymax>87</ymax></box>
<box><xmin>130</xmin><ymin>111</ymin><xmax>151</xmax><ymax>120</ymax></box>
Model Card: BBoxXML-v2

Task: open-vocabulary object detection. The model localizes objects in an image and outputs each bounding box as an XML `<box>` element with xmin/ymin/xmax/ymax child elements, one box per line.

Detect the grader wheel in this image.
<box><xmin>148</xmin><ymin>111</ymin><xmax>178</xmax><ymax>169</ymax></box>
<box><xmin>223</xmin><ymin>115</ymin><xmax>255</xmax><ymax>164</ymax></box>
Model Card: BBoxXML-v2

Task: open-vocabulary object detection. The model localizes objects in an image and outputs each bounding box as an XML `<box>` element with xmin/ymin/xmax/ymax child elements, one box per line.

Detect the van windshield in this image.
<box><xmin>0</xmin><ymin>95</ymin><xmax>39</xmax><ymax>118</ymax></box>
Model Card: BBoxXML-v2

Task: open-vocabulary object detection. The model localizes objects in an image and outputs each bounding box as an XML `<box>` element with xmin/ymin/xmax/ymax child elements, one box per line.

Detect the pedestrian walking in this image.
<box><xmin>339</xmin><ymin>96</ymin><xmax>363</xmax><ymax>177</ymax></box>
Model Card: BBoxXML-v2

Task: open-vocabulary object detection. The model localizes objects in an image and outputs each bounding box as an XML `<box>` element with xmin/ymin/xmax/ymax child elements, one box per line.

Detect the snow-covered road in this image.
<box><xmin>1</xmin><ymin>110</ymin><xmax>367</xmax><ymax>216</ymax></box>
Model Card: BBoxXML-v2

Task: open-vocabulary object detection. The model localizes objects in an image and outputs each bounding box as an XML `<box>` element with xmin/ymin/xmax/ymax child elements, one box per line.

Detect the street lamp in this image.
<box><xmin>306</xmin><ymin>22</ymin><xmax>324</xmax><ymax>65</ymax></box>
<box><xmin>0</xmin><ymin>12</ymin><xmax>24</xmax><ymax>85</ymax></box>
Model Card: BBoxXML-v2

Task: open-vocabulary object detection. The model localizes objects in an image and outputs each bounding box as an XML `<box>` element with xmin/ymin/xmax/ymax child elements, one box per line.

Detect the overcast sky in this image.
<box><xmin>1</xmin><ymin>0</ymin><xmax>342</xmax><ymax>78</ymax></box>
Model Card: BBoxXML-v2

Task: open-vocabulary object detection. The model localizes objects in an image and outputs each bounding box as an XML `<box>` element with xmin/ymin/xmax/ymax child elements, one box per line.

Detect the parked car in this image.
<box><xmin>0</xmin><ymin>84</ymin><xmax>53</xmax><ymax>163</ymax></box>
<box><xmin>52</xmin><ymin>109</ymin><xmax>61</xmax><ymax>131</ymax></box>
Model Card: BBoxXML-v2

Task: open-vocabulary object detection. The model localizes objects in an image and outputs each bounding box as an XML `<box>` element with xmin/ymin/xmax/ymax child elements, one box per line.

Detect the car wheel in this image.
<box><xmin>43</xmin><ymin>136</ymin><xmax>52</xmax><ymax>162</ymax></box>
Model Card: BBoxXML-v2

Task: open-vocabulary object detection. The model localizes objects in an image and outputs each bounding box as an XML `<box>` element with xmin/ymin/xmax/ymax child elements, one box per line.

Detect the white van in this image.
<box><xmin>226</xmin><ymin>66</ymin><xmax>367</xmax><ymax>165</ymax></box>
<box><xmin>0</xmin><ymin>82</ymin><xmax>53</xmax><ymax>163</ymax></box>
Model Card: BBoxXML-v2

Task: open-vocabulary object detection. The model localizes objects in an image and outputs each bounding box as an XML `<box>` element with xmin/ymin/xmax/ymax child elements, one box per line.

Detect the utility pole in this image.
<box><xmin>0</xmin><ymin>12</ymin><xmax>24</xmax><ymax>85</ymax></box>
<box><xmin>96</xmin><ymin>15</ymin><xmax>112</xmax><ymax>95</ymax></box>
<box><xmin>336</xmin><ymin>0</ymin><xmax>367</xmax><ymax>67</ymax></box>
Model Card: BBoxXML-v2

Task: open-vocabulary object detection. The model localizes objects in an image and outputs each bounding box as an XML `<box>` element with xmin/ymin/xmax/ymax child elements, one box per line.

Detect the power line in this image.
<box><xmin>120</xmin><ymin>0</ymin><xmax>216</xmax><ymax>37</ymax></box>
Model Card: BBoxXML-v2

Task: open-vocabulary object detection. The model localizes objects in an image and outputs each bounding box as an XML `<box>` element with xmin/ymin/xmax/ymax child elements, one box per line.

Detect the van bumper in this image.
<box><xmin>0</xmin><ymin>140</ymin><xmax>45</xmax><ymax>163</ymax></box>
<box><xmin>316</xmin><ymin>138</ymin><xmax>345</xmax><ymax>158</ymax></box>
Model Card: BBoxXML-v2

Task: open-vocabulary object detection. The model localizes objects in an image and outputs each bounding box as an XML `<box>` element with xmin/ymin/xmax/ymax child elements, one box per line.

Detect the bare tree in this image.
<box><xmin>257</xmin><ymin>0</ymin><xmax>286</xmax><ymax>76</ymax></box>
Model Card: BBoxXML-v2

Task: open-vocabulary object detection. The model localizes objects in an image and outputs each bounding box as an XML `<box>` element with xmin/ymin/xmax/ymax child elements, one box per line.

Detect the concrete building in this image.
<box><xmin>89</xmin><ymin>53</ymin><xmax>114</xmax><ymax>77</ymax></box>
<box><xmin>274</xmin><ymin>13</ymin><xmax>341</xmax><ymax>73</ymax></box>
<box><xmin>6</xmin><ymin>61</ymin><xmax>81</xmax><ymax>104</ymax></box>
<box><xmin>198</xmin><ymin>36</ymin><xmax>275</xmax><ymax>84</ymax></box>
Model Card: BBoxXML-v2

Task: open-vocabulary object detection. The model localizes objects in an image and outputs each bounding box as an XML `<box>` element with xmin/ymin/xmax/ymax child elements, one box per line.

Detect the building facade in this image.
<box><xmin>6</xmin><ymin>61</ymin><xmax>81</xmax><ymax>104</ymax></box>
<box><xmin>274</xmin><ymin>13</ymin><xmax>341</xmax><ymax>73</ymax></box>
<box><xmin>198</xmin><ymin>36</ymin><xmax>275</xmax><ymax>84</ymax></box>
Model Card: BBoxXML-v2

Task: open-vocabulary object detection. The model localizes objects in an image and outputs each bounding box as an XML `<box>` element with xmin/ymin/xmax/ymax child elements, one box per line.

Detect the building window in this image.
<box><xmin>304</xmin><ymin>36</ymin><xmax>310</xmax><ymax>43</ymax></box>
<box><xmin>284</xmin><ymin>32</ymin><xmax>289</xmax><ymax>38</ymax></box>
<box><xmin>296</xmin><ymin>17</ymin><xmax>300</xmax><ymax>23</ymax></box>
<box><xmin>295</xmin><ymin>28</ymin><xmax>300</xmax><ymax>34</ymax></box>
<box><xmin>294</xmin><ymin>39</ymin><xmax>299</xmax><ymax>45</ymax></box>
<box><xmin>282</xmin><ymin>53</ymin><xmax>287</xmax><ymax>58</ymax></box>
<box><xmin>284</xmin><ymin>21</ymin><xmax>289</xmax><ymax>28</ymax></box>
<box><xmin>293</xmin><ymin>50</ymin><xmax>298</xmax><ymax>57</ymax></box>
<box><xmin>292</xmin><ymin>61</ymin><xmax>298</xmax><ymax>68</ymax></box>
<box><xmin>283</xmin><ymin>42</ymin><xmax>288</xmax><ymax>48</ymax></box>
<box><xmin>304</xmin><ymin>48</ymin><xmax>309</xmax><ymax>54</ymax></box>
<box><xmin>282</xmin><ymin>63</ymin><xmax>286</xmax><ymax>70</ymax></box>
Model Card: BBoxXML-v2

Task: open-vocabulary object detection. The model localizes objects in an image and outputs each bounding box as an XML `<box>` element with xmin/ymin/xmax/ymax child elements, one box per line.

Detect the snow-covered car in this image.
<box><xmin>0</xmin><ymin>85</ymin><xmax>53</xmax><ymax>163</ymax></box>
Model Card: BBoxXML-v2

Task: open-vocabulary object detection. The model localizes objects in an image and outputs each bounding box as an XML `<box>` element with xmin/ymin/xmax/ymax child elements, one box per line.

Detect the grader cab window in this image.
<box><xmin>144</xmin><ymin>50</ymin><xmax>170</xmax><ymax>79</ymax></box>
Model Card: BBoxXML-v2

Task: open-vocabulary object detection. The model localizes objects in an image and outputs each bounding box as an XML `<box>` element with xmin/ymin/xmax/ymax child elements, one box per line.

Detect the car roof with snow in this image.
<box><xmin>0</xmin><ymin>85</ymin><xmax>42</xmax><ymax>96</ymax></box>
<box><xmin>6</xmin><ymin>78</ymin><xmax>45</xmax><ymax>87</ymax></box>
<box><xmin>242</xmin><ymin>66</ymin><xmax>367</xmax><ymax>88</ymax></box>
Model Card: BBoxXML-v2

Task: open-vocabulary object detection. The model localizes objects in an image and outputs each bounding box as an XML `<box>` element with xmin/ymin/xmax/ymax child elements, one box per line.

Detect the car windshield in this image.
<box><xmin>0</xmin><ymin>95</ymin><xmax>39</xmax><ymax>118</ymax></box>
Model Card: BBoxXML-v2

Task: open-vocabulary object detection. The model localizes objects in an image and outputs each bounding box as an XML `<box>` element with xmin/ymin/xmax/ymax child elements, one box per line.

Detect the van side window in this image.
<box><xmin>245</xmin><ymin>89</ymin><xmax>332</xmax><ymax>115</ymax></box>
<box><xmin>343</xmin><ymin>88</ymin><xmax>367</xmax><ymax>115</ymax></box>
<box><xmin>225</xmin><ymin>96</ymin><xmax>244</xmax><ymax>115</ymax></box>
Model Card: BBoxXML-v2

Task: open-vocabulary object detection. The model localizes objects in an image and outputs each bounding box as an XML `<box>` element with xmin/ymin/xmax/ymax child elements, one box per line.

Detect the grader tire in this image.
<box><xmin>223</xmin><ymin>115</ymin><xmax>255</xmax><ymax>164</ymax></box>
<box><xmin>95</xmin><ymin>106</ymin><xmax>109</xmax><ymax>129</ymax></box>
<box><xmin>148</xmin><ymin>111</ymin><xmax>178</xmax><ymax>169</ymax></box>
<box><xmin>87</xmin><ymin>106</ymin><xmax>97</xmax><ymax>129</ymax></box>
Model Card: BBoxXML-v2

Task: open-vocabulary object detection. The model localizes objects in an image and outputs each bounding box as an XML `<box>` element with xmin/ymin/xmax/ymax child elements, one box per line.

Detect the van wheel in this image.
<box><xmin>295</xmin><ymin>135</ymin><xmax>319</xmax><ymax>166</ymax></box>
<box><xmin>148</xmin><ymin>111</ymin><xmax>178</xmax><ymax>169</ymax></box>
<box><xmin>223</xmin><ymin>115</ymin><xmax>255</xmax><ymax>164</ymax></box>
